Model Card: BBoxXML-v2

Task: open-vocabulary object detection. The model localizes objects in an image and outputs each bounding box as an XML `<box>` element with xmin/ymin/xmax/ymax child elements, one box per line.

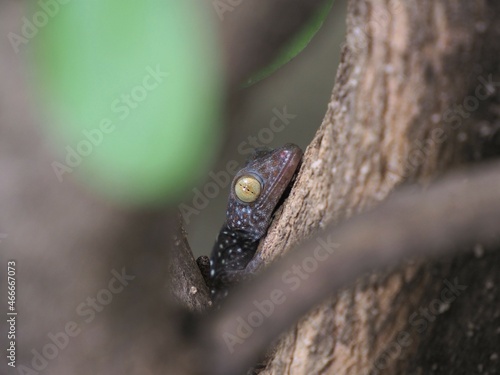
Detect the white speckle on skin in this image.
<box><xmin>189</xmin><ymin>286</ymin><xmax>197</xmax><ymax>295</ymax></box>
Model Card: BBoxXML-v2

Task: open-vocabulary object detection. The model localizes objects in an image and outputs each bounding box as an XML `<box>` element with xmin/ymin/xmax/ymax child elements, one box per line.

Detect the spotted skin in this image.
<box><xmin>207</xmin><ymin>144</ymin><xmax>302</xmax><ymax>304</ymax></box>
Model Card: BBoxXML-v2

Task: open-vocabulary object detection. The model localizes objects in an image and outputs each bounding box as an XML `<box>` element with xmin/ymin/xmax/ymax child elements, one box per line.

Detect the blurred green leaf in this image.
<box><xmin>243</xmin><ymin>0</ymin><xmax>334</xmax><ymax>87</ymax></box>
<box><xmin>34</xmin><ymin>0</ymin><xmax>223</xmax><ymax>205</ymax></box>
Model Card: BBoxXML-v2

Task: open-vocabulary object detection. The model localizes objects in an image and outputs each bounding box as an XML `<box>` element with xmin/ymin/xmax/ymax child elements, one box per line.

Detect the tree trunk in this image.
<box><xmin>257</xmin><ymin>1</ymin><xmax>500</xmax><ymax>374</ymax></box>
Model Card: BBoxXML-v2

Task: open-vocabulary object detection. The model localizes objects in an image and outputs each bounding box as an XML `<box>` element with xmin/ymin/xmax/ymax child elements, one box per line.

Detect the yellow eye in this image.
<box><xmin>234</xmin><ymin>175</ymin><xmax>261</xmax><ymax>203</ymax></box>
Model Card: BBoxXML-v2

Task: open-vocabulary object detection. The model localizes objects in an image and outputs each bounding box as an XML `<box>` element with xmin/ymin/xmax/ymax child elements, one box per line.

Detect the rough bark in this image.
<box><xmin>253</xmin><ymin>1</ymin><xmax>500</xmax><ymax>374</ymax></box>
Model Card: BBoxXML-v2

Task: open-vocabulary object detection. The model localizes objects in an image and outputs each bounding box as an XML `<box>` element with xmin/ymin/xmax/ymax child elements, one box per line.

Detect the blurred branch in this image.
<box><xmin>198</xmin><ymin>160</ymin><xmax>500</xmax><ymax>375</ymax></box>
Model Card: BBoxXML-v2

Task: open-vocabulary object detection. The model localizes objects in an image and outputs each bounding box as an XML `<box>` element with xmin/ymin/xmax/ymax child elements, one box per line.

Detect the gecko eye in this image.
<box><xmin>234</xmin><ymin>175</ymin><xmax>261</xmax><ymax>203</ymax></box>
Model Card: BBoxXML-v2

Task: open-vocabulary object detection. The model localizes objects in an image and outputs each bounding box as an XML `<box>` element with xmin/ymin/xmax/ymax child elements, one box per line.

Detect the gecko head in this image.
<box><xmin>226</xmin><ymin>143</ymin><xmax>302</xmax><ymax>240</ymax></box>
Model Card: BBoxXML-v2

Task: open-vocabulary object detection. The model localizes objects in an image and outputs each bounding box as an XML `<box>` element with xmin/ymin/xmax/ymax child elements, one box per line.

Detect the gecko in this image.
<box><xmin>197</xmin><ymin>143</ymin><xmax>303</xmax><ymax>304</ymax></box>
